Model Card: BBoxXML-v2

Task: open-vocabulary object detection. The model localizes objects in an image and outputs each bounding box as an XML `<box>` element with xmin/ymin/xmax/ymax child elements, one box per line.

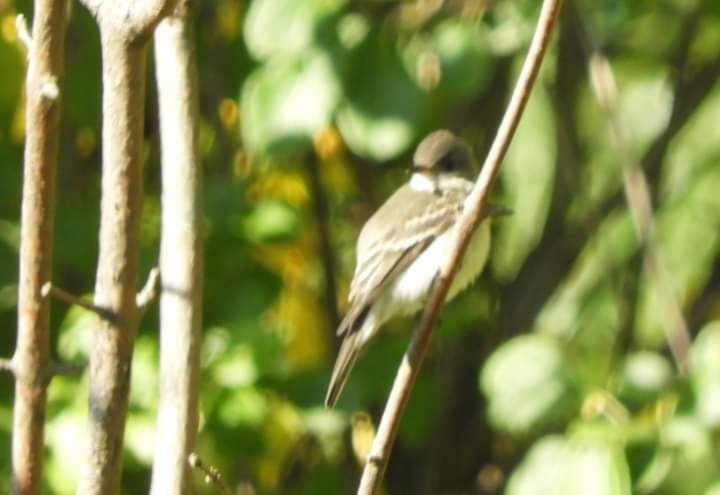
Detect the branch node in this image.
<box><xmin>39</xmin><ymin>75</ymin><xmax>60</xmax><ymax>101</ymax></box>
<box><xmin>188</xmin><ymin>453</ymin><xmax>232</xmax><ymax>495</ymax></box>
<box><xmin>367</xmin><ymin>454</ymin><xmax>383</xmax><ymax>466</ymax></box>
<box><xmin>42</xmin><ymin>281</ymin><xmax>115</xmax><ymax>320</ymax></box>
<box><xmin>15</xmin><ymin>14</ymin><xmax>32</xmax><ymax>54</ymax></box>
<box><xmin>136</xmin><ymin>267</ymin><xmax>160</xmax><ymax>311</ymax></box>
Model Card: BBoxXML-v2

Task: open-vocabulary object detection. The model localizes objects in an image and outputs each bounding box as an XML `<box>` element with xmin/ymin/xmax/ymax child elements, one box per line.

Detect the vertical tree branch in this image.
<box><xmin>72</xmin><ymin>0</ymin><xmax>176</xmax><ymax>491</ymax></box>
<box><xmin>76</xmin><ymin>31</ymin><xmax>146</xmax><ymax>495</ymax></box>
<box><xmin>149</xmin><ymin>2</ymin><xmax>203</xmax><ymax>494</ymax></box>
<box><xmin>12</xmin><ymin>2</ymin><xmax>68</xmax><ymax>494</ymax></box>
<box><xmin>356</xmin><ymin>0</ymin><xmax>563</xmax><ymax>493</ymax></box>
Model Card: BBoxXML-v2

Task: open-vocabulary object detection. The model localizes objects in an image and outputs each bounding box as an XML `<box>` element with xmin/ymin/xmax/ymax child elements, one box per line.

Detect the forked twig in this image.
<box><xmin>188</xmin><ymin>453</ymin><xmax>232</xmax><ymax>495</ymax></box>
<box><xmin>356</xmin><ymin>0</ymin><xmax>563</xmax><ymax>493</ymax></box>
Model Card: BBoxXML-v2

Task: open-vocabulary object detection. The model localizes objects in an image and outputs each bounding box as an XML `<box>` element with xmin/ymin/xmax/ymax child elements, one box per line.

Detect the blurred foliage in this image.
<box><xmin>1</xmin><ymin>0</ymin><xmax>720</xmax><ymax>494</ymax></box>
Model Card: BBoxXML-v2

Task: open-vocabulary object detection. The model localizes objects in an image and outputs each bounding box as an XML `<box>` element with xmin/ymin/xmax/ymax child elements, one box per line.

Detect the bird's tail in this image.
<box><xmin>325</xmin><ymin>332</ymin><xmax>362</xmax><ymax>408</ymax></box>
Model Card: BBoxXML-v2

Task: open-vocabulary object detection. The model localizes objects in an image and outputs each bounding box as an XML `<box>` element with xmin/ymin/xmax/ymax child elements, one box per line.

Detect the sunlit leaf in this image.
<box><xmin>45</xmin><ymin>410</ymin><xmax>84</xmax><ymax>493</ymax></box>
<box><xmin>337</xmin><ymin>30</ymin><xmax>423</xmax><ymax>161</ymax></box>
<box><xmin>507</xmin><ymin>432</ymin><xmax>632</xmax><ymax>495</ymax></box>
<box><xmin>217</xmin><ymin>386</ymin><xmax>268</xmax><ymax>427</ymax></box>
<box><xmin>480</xmin><ymin>334</ymin><xmax>579</xmax><ymax>433</ymax></box>
<box><xmin>244</xmin><ymin>0</ymin><xmax>346</xmax><ymax>59</ymax></box>
<box><xmin>690</xmin><ymin>322</ymin><xmax>720</xmax><ymax>427</ymax></box>
<box><xmin>57</xmin><ymin>303</ymin><xmax>97</xmax><ymax>361</ymax></box>
<box><xmin>241</xmin><ymin>50</ymin><xmax>342</xmax><ymax>155</ymax></box>
<box><xmin>617</xmin><ymin>351</ymin><xmax>673</xmax><ymax>407</ymax></box>
<box><xmin>655</xmin><ymin>415</ymin><xmax>719</xmax><ymax>494</ymax></box>
<box><xmin>494</xmin><ymin>87</ymin><xmax>555</xmax><ymax>280</ymax></box>
<box><xmin>241</xmin><ymin>200</ymin><xmax>301</xmax><ymax>242</ymax></box>
<box><xmin>635</xmin><ymin>164</ymin><xmax>720</xmax><ymax>348</ymax></box>
<box><xmin>404</xmin><ymin>18</ymin><xmax>493</xmax><ymax>96</ymax></box>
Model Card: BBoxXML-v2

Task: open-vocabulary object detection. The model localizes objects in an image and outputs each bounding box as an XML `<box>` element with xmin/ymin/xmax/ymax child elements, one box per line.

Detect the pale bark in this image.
<box><xmin>74</xmin><ymin>1</ymin><xmax>176</xmax><ymax>493</ymax></box>
<box><xmin>12</xmin><ymin>2</ymin><xmax>68</xmax><ymax>494</ymax></box>
<box><xmin>149</xmin><ymin>2</ymin><xmax>203</xmax><ymax>493</ymax></box>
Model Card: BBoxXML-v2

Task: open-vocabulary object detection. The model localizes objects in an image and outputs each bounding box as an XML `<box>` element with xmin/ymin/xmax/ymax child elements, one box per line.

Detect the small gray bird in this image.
<box><xmin>325</xmin><ymin>129</ymin><xmax>503</xmax><ymax>407</ymax></box>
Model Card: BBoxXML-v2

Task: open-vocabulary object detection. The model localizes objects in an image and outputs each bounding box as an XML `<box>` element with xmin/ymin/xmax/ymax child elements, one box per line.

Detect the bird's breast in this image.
<box><xmin>389</xmin><ymin>220</ymin><xmax>491</xmax><ymax>310</ymax></box>
<box><xmin>356</xmin><ymin>221</ymin><xmax>491</xmax><ymax>346</ymax></box>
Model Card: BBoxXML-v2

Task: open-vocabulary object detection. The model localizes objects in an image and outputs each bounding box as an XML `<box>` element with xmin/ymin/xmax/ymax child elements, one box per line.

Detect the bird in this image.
<box><xmin>325</xmin><ymin>129</ymin><xmax>506</xmax><ymax>407</ymax></box>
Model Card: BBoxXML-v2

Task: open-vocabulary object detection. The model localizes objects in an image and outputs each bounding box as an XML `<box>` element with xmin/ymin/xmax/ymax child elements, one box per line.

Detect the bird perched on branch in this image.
<box><xmin>325</xmin><ymin>129</ymin><xmax>507</xmax><ymax>407</ymax></box>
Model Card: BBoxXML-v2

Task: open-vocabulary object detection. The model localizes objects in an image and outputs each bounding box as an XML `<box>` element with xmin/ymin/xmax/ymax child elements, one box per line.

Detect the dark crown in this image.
<box><xmin>413</xmin><ymin>129</ymin><xmax>472</xmax><ymax>174</ymax></box>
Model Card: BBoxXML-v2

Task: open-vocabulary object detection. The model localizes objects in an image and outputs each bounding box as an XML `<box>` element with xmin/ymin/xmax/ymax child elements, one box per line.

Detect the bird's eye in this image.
<box><xmin>439</xmin><ymin>153</ymin><xmax>458</xmax><ymax>172</ymax></box>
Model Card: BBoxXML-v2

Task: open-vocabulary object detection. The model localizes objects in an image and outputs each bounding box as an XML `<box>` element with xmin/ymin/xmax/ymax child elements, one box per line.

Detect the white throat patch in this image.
<box><xmin>409</xmin><ymin>172</ymin><xmax>436</xmax><ymax>192</ymax></box>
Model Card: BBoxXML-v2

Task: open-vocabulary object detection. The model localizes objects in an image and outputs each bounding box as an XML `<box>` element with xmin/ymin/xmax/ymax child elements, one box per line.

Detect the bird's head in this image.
<box><xmin>410</xmin><ymin>130</ymin><xmax>474</xmax><ymax>192</ymax></box>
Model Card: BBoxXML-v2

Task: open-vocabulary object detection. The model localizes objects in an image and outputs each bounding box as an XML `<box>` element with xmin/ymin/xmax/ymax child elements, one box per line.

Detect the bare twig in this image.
<box><xmin>188</xmin><ymin>453</ymin><xmax>232</xmax><ymax>495</ymax></box>
<box><xmin>0</xmin><ymin>358</ymin><xmax>15</xmax><ymax>375</ymax></box>
<box><xmin>356</xmin><ymin>1</ymin><xmax>563</xmax><ymax>493</ymax></box>
<box><xmin>49</xmin><ymin>360</ymin><xmax>86</xmax><ymax>377</ymax></box>
<box><xmin>12</xmin><ymin>1</ymin><xmax>68</xmax><ymax>493</ymax></box>
<box><xmin>41</xmin><ymin>282</ymin><xmax>114</xmax><ymax>320</ymax></box>
<box><xmin>15</xmin><ymin>14</ymin><xmax>32</xmax><ymax>54</ymax></box>
<box><xmin>136</xmin><ymin>266</ymin><xmax>160</xmax><ymax>311</ymax></box>
<box><xmin>149</xmin><ymin>3</ymin><xmax>203</xmax><ymax>494</ymax></box>
<box><xmin>587</xmin><ymin>50</ymin><xmax>690</xmax><ymax>374</ymax></box>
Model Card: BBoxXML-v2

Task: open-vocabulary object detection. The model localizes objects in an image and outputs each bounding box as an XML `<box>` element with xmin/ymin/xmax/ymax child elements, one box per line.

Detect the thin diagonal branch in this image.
<box><xmin>136</xmin><ymin>266</ymin><xmax>160</xmax><ymax>311</ymax></box>
<box><xmin>356</xmin><ymin>0</ymin><xmax>563</xmax><ymax>493</ymax></box>
<box><xmin>41</xmin><ymin>282</ymin><xmax>114</xmax><ymax>320</ymax></box>
<box><xmin>49</xmin><ymin>360</ymin><xmax>86</xmax><ymax>377</ymax></box>
<box><xmin>15</xmin><ymin>15</ymin><xmax>32</xmax><ymax>54</ymax></box>
<box><xmin>587</xmin><ymin>50</ymin><xmax>690</xmax><ymax>374</ymax></box>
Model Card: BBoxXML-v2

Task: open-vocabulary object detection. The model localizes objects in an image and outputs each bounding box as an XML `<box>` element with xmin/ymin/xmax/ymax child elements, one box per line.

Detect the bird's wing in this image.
<box><xmin>336</xmin><ymin>184</ymin><xmax>467</xmax><ymax>337</ymax></box>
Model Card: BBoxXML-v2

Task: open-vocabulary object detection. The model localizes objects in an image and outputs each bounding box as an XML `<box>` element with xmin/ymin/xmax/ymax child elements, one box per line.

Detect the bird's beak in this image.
<box><xmin>486</xmin><ymin>204</ymin><xmax>513</xmax><ymax>218</ymax></box>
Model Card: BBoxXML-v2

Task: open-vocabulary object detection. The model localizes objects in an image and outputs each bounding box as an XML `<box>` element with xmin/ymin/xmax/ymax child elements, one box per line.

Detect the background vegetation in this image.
<box><xmin>1</xmin><ymin>0</ymin><xmax>720</xmax><ymax>493</ymax></box>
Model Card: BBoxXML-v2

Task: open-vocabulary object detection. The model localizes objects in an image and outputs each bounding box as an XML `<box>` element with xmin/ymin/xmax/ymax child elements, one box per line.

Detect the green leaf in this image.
<box><xmin>690</xmin><ymin>322</ymin><xmax>720</xmax><ymax>427</ymax></box>
<box><xmin>494</xmin><ymin>87</ymin><xmax>555</xmax><ymax>280</ymax></box>
<box><xmin>241</xmin><ymin>50</ymin><xmax>342</xmax><ymax>155</ymax></box>
<box><xmin>507</xmin><ymin>433</ymin><xmax>632</xmax><ymax>495</ymax></box>
<box><xmin>240</xmin><ymin>200</ymin><xmax>301</xmax><ymax>242</ymax></box>
<box><xmin>404</xmin><ymin>18</ymin><xmax>493</xmax><ymax>97</ymax></box>
<box><xmin>217</xmin><ymin>386</ymin><xmax>269</xmax><ymax>427</ymax></box>
<box><xmin>57</xmin><ymin>303</ymin><xmax>97</xmax><ymax>361</ymax></box>
<box><xmin>655</xmin><ymin>415</ymin><xmax>719</xmax><ymax>494</ymax></box>
<box><xmin>244</xmin><ymin>0</ymin><xmax>347</xmax><ymax>60</ymax></box>
<box><xmin>617</xmin><ymin>351</ymin><xmax>673</xmax><ymax>407</ymax></box>
<box><xmin>337</xmin><ymin>31</ymin><xmax>423</xmax><ymax>161</ymax></box>
<box><xmin>480</xmin><ymin>334</ymin><xmax>578</xmax><ymax>433</ymax></box>
<box><xmin>0</xmin><ymin>37</ymin><xmax>24</xmax><ymax>110</ymax></box>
